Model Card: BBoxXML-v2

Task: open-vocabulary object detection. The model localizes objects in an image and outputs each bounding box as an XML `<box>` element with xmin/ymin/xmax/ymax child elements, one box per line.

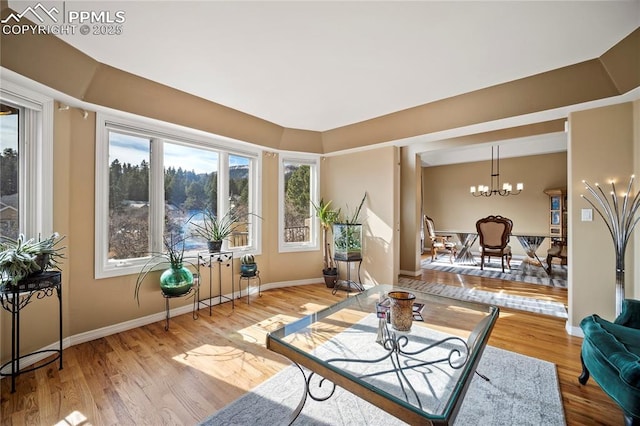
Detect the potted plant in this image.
<box><xmin>0</xmin><ymin>233</ymin><xmax>65</xmax><ymax>287</ymax></box>
<box><xmin>188</xmin><ymin>209</ymin><xmax>249</xmax><ymax>252</ymax></box>
<box><xmin>333</xmin><ymin>193</ymin><xmax>367</xmax><ymax>261</ymax></box>
<box><xmin>312</xmin><ymin>199</ymin><xmax>341</xmax><ymax>288</ymax></box>
<box><xmin>134</xmin><ymin>234</ymin><xmax>196</xmax><ymax>305</ymax></box>
<box><xmin>240</xmin><ymin>253</ymin><xmax>258</xmax><ymax>277</ymax></box>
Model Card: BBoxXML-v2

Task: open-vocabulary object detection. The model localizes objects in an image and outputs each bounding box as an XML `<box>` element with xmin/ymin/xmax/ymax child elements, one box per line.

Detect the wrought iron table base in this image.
<box><xmin>286</xmin><ymin>319</ymin><xmax>471</xmax><ymax>424</ymax></box>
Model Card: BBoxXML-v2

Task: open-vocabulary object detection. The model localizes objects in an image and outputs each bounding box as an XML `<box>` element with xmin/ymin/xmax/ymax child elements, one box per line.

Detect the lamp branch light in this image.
<box><xmin>582</xmin><ymin>175</ymin><xmax>640</xmax><ymax>317</ymax></box>
<box><xmin>470</xmin><ymin>146</ymin><xmax>523</xmax><ymax>197</ymax></box>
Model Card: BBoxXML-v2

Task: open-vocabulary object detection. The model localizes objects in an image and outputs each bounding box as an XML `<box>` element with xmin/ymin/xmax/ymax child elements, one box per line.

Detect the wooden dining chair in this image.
<box><xmin>475</xmin><ymin>215</ymin><xmax>513</xmax><ymax>272</ymax></box>
<box><xmin>424</xmin><ymin>216</ymin><xmax>457</xmax><ymax>263</ymax></box>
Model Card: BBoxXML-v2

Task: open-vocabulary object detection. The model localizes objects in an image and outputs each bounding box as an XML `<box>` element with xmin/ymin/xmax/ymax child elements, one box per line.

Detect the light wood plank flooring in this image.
<box><xmin>1</xmin><ymin>270</ymin><xmax>622</xmax><ymax>425</ymax></box>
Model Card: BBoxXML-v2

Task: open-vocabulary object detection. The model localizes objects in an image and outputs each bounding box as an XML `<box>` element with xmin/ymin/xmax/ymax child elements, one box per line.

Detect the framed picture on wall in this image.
<box><xmin>551</xmin><ymin>196</ymin><xmax>561</xmax><ymax>210</ymax></box>
<box><xmin>551</xmin><ymin>211</ymin><xmax>561</xmax><ymax>225</ymax></box>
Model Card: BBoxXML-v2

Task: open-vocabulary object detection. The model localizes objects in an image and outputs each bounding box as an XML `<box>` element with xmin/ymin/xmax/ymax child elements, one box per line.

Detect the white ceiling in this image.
<box><xmin>38</xmin><ymin>0</ymin><xmax>639</xmax><ymax>133</ymax></box>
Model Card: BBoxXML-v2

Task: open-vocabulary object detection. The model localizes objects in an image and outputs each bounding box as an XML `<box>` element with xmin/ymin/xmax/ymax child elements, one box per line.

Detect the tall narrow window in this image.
<box><xmin>165</xmin><ymin>141</ymin><xmax>218</xmax><ymax>253</ymax></box>
<box><xmin>0</xmin><ymin>84</ymin><xmax>53</xmax><ymax>241</ymax></box>
<box><xmin>228</xmin><ymin>154</ymin><xmax>250</xmax><ymax>248</ymax></box>
<box><xmin>0</xmin><ymin>103</ymin><xmax>20</xmax><ymax>239</ymax></box>
<box><xmin>279</xmin><ymin>156</ymin><xmax>319</xmax><ymax>252</ymax></box>
<box><xmin>107</xmin><ymin>131</ymin><xmax>151</xmax><ymax>260</ymax></box>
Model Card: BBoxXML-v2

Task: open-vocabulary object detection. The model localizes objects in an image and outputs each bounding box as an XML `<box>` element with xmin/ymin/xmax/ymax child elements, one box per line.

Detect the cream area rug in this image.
<box><xmin>201</xmin><ymin>315</ymin><xmax>566</xmax><ymax>425</ymax></box>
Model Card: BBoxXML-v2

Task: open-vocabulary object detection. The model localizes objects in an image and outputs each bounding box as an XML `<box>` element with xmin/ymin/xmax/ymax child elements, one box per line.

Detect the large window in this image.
<box><xmin>96</xmin><ymin>114</ymin><xmax>260</xmax><ymax>278</ymax></box>
<box><xmin>279</xmin><ymin>156</ymin><xmax>319</xmax><ymax>252</ymax></box>
<box><xmin>0</xmin><ymin>83</ymin><xmax>53</xmax><ymax>240</ymax></box>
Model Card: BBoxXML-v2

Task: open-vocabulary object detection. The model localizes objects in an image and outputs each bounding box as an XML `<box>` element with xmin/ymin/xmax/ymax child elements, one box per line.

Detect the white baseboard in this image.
<box><xmin>1</xmin><ymin>278</ymin><xmax>319</xmax><ymax>376</ymax></box>
<box><xmin>565</xmin><ymin>321</ymin><xmax>584</xmax><ymax>338</ymax></box>
<box><xmin>399</xmin><ymin>269</ymin><xmax>422</xmax><ymax>277</ymax></box>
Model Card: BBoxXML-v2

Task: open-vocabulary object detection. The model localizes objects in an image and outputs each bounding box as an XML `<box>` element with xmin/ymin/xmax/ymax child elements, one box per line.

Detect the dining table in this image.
<box><xmin>437</xmin><ymin>230</ymin><xmax>552</xmax><ymax>274</ymax></box>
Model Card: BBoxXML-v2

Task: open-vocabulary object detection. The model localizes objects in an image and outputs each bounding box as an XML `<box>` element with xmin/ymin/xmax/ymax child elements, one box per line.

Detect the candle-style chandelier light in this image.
<box><xmin>470</xmin><ymin>146</ymin><xmax>523</xmax><ymax>197</ymax></box>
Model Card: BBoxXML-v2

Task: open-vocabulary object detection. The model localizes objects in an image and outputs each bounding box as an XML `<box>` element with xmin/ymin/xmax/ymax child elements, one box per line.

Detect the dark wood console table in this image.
<box><xmin>0</xmin><ymin>271</ymin><xmax>63</xmax><ymax>393</ymax></box>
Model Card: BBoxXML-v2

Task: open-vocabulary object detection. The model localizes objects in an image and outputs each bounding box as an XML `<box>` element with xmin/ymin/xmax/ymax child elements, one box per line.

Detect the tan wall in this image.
<box><xmin>322</xmin><ymin>147</ymin><xmax>398</xmax><ymax>285</ymax></box>
<box><xmin>0</xmin><ymin>107</ymin><xmax>325</xmax><ymax>364</ymax></box>
<box><xmin>422</xmin><ymin>152</ymin><xmax>568</xmax><ymax>257</ymax></box>
<box><xmin>399</xmin><ymin>148</ymin><xmax>423</xmax><ymax>275</ymax></box>
<box><xmin>568</xmin><ymin>102</ymin><xmax>636</xmax><ymax>325</ymax></box>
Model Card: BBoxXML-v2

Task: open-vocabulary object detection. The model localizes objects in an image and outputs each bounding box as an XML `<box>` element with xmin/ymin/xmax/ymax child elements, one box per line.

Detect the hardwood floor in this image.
<box><xmin>1</xmin><ymin>270</ymin><xmax>623</xmax><ymax>425</ymax></box>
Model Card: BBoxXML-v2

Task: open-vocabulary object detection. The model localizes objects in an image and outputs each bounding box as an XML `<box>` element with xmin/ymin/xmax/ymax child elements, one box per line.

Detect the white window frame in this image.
<box><xmin>0</xmin><ymin>81</ymin><xmax>54</xmax><ymax>238</ymax></box>
<box><xmin>95</xmin><ymin>113</ymin><xmax>262</xmax><ymax>279</ymax></box>
<box><xmin>278</xmin><ymin>154</ymin><xmax>320</xmax><ymax>253</ymax></box>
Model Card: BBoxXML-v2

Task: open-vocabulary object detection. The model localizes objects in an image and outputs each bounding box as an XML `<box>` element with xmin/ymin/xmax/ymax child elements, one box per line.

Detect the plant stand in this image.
<box><xmin>0</xmin><ymin>271</ymin><xmax>62</xmax><ymax>393</ymax></box>
<box><xmin>238</xmin><ymin>270</ymin><xmax>261</xmax><ymax>304</ymax></box>
<box><xmin>332</xmin><ymin>257</ymin><xmax>364</xmax><ymax>295</ymax></box>
<box><xmin>197</xmin><ymin>251</ymin><xmax>235</xmax><ymax>315</ymax></box>
<box><xmin>161</xmin><ymin>283</ymin><xmax>199</xmax><ymax>331</ymax></box>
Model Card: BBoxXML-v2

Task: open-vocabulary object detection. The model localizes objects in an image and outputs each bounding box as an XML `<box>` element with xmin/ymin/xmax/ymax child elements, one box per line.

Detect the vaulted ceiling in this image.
<box><xmin>46</xmin><ymin>1</ymin><xmax>639</xmax><ymax>132</ymax></box>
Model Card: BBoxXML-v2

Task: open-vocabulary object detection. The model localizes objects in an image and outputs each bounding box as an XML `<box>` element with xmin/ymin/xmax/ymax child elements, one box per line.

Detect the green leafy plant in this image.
<box><xmin>0</xmin><ymin>233</ymin><xmax>65</xmax><ymax>286</ymax></box>
<box><xmin>134</xmin><ymin>234</ymin><xmax>196</xmax><ymax>305</ymax></box>
<box><xmin>189</xmin><ymin>209</ymin><xmax>243</xmax><ymax>242</ymax></box>
<box><xmin>188</xmin><ymin>209</ymin><xmax>260</xmax><ymax>244</ymax></box>
<box><xmin>312</xmin><ymin>199</ymin><xmax>341</xmax><ymax>273</ymax></box>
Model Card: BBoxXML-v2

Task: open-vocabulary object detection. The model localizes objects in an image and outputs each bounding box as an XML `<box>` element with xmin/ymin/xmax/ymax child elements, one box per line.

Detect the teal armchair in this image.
<box><xmin>579</xmin><ymin>299</ymin><xmax>640</xmax><ymax>426</ymax></box>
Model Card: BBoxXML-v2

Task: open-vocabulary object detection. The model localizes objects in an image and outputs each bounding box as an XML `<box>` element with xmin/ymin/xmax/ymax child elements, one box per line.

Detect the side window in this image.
<box><xmin>0</xmin><ymin>84</ymin><xmax>53</xmax><ymax>240</ymax></box>
<box><xmin>0</xmin><ymin>103</ymin><xmax>20</xmax><ymax>239</ymax></box>
<box><xmin>279</xmin><ymin>156</ymin><xmax>319</xmax><ymax>252</ymax></box>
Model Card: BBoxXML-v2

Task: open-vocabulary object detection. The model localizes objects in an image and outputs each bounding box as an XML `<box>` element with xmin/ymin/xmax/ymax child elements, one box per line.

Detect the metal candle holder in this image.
<box><xmin>582</xmin><ymin>175</ymin><xmax>640</xmax><ymax>316</ymax></box>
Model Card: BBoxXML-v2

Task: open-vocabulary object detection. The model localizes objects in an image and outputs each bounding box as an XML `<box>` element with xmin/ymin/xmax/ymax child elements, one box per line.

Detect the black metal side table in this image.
<box><xmin>238</xmin><ymin>270</ymin><xmax>261</xmax><ymax>304</ymax></box>
<box><xmin>0</xmin><ymin>271</ymin><xmax>63</xmax><ymax>393</ymax></box>
<box><xmin>161</xmin><ymin>275</ymin><xmax>199</xmax><ymax>331</ymax></box>
<box><xmin>332</xmin><ymin>257</ymin><xmax>364</xmax><ymax>295</ymax></box>
<box><xmin>197</xmin><ymin>251</ymin><xmax>234</xmax><ymax>315</ymax></box>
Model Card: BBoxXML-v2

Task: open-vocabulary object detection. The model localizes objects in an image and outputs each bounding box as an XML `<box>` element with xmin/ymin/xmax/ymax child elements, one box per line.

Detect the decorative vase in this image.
<box><xmin>388</xmin><ymin>291</ymin><xmax>416</xmax><ymax>332</ymax></box>
<box><xmin>159</xmin><ymin>265</ymin><xmax>194</xmax><ymax>296</ymax></box>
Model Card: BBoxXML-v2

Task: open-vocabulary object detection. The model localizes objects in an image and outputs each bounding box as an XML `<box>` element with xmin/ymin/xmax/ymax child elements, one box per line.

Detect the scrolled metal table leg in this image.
<box><xmin>287</xmin><ymin>363</ymin><xmax>309</xmax><ymax>426</ymax></box>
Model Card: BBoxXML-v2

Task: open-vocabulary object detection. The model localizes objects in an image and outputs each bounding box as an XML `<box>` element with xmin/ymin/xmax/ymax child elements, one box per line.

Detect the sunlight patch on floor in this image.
<box><xmin>54</xmin><ymin>411</ymin><xmax>88</xmax><ymax>426</ymax></box>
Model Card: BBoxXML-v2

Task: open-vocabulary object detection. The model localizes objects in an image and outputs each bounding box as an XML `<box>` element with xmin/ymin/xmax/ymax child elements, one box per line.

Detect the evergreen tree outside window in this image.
<box><xmin>0</xmin><ymin>103</ymin><xmax>20</xmax><ymax>239</ymax></box>
<box><xmin>96</xmin><ymin>114</ymin><xmax>260</xmax><ymax>278</ymax></box>
<box><xmin>279</xmin><ymin>156</ymin><xmax>319</xmax><ymax>252</ymax></box>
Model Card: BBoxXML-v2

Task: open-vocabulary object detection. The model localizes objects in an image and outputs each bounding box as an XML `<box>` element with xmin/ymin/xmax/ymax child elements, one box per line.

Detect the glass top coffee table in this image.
<box><xmin>266</xmin><ymin>284</ymin><xmax>499</xmax><ymax>425</ymax></box>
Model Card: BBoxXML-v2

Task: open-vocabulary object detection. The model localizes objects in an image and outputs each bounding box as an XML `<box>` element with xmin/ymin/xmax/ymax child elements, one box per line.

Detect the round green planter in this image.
<box><xmin>159</xmin><ymin>265</ymin><xmax>194</xmax><ymax>296</ymax></box>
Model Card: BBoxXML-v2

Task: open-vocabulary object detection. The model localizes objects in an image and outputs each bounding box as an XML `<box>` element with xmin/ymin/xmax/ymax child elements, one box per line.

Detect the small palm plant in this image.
<box><xmin>312</xmin><ymin>199</ymin><xmax>341</xmax><ymax>274</ymax></box>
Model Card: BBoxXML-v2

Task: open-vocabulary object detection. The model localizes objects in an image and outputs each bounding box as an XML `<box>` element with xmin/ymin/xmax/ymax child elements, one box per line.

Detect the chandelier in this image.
<box><xmin>470</xmin><ymin>146</ymin><xmax>523</xmax><ymax>197</ymax></box>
